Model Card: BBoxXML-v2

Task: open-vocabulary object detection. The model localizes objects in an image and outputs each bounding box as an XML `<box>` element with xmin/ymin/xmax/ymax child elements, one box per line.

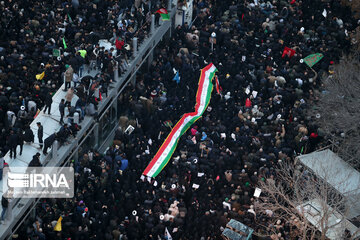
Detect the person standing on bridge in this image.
<box><xmin>1</xmin><ymin>193</ymin><xmax>8</xmax><ymax>224</ymax></box>
<box><xmin>0</xmin><ymin>152</ymin><xmax>4</xmax><ymax>181</ymax></box>
<box><xmin>43</xmin><ymin>92</ymin><xmax>53</xmax><ymax>115</ymax></box>
<box><xmin>64</xmin><ymin>64</ymin><xmax>74</xmax><ymax>91</ymax></box>
<box><xmin>17</xmin><ymin>129</ymin><xmax>24</xmax><ymax>156</ymax></box>
<box><xmin>65</xmin><ymin>87</ymin><xmax>75</xmax><ymax>108</ymax></box>
<box><xmin>37</xmin><ymin>122</ymin><xmax>43</xmax><ymax>149</ymax></box>
<box><xmin>8</xmin><ymin>130</ymin><xmax>18</xmax><ymax>159</ymax></box>
<box><xmin>59</xmin><ymin>99</ymin><xmax>65</xmax><ymax>125</ymax></box>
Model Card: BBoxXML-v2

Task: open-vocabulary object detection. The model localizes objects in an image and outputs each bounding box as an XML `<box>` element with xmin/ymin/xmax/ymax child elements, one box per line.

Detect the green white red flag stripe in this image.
<box><xmin>156</xmin><ymin>8</ymin><xmax>170</xmax><ymax>20</ymax></box>
<box><xmin>143</xmin><ymin>63</ymin><xmax>217</xmax><ymax>178</ymax></box>
<box><xmin>156</xmin><ymin>8</ymin><xmax>168</xmax><ymax>15</ymax></box>
<box><xmin>215</xmin><ymin>75</ymin><xmax>222</xmax><ymax>94</ymax></box>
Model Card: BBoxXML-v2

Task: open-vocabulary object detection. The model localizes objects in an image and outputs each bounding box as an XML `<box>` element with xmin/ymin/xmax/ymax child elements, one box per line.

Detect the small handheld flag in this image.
<box><xmin>173</xmin><ymin>72</ymin><xmax>180</xmax><ymax>84</ymax></box>
<box><xmin>215</xmin><ymin>76</ymin><xmax>222</xmax><ymax>95</ymax></box>
<box><xmin>33</xmin><ymin>109</ymin><xmax>40</xmax><ymax>119</ymax></box>
<box><xmin>322</xmin><ymin>9</ymin><xmax>327</xmax><ymax>18</ymax></box>
<box><xmin>282</xmin><ymin>47</ymin><xmax>296</xmax><ymax>58</ymax></box>
<box><xmin>36</xmin><ymin>71</ymin><xmax>45</xmax><ymax>80</ymax></box>
<box><xmin>67</xmin><ymin>13</ymin><xmax>73</xmax><ymax>24</ymax></box>
<box><xmin>62</xmin><ymin>37</ymin><xmax>67</xmax><ymax>49</ymax></box>
<box><xmin>115</xmin><ymin>37</ymin><xmax>125</xmax><ymax>50</ymax></box>
<box><xmin>52</xmin><ymin>49</ymin><xmax>60</xmax><ymax>57</ymax></box>
<box><xmin>156</xmin><ymin>8</ymin><xmax>170</xmax><ymax>21</ymax></box>
<box><xmin>78</xmin><ymin>50</ymin><xmax>87</xmax><ymax>58</ymax></box>
<box><xmin>302</xmin><ymin>53</ymin><xmax>324</xmax><ymax>68</ymax></box>
<box><xmin>54</xmin><ymin>216</ymin><xmax>62</xmax><ymax>231</ymax></box>
<box><xmin>165</xmin><ymin>227</ymin><xmax>173</xmax><ymax>240</ymax></box>
<box><xmin>164</xmin><ymin>120</ymin><xmax>173</xmax><ymax>128</ymax></box>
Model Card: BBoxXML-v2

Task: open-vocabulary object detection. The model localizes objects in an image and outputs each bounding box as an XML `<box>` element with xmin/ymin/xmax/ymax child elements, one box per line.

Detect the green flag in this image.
<box><xmin>62</xmin><ymin>38</ymin><xmax>67</xmax><ymax>49</ymax></box>
<box><xmin>52</xmin><ymin>49</ymin><xmax>60</xmax><ymax>57</ymax></box>
<box><xmin>302</xmin><ymin>53</ymin><xmax>324</xmax><ymax>68</ymax></box>
<box><xmin>78</xmin><ymin>50</ymin><xmax>87</xmax><ymax>58</ymax></box>
<box><xmin>156</xmin><ymin>8</ymin><xmax>170</xmax><ymax>21</ymax></box>
<box><xmin>67</xmin><ymin>13</ymin><xmax>73</xmax><ymax>24</ymax></box>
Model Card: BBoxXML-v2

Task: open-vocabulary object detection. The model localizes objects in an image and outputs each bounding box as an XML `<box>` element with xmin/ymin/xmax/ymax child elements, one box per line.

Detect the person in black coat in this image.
<box><xmin>8</xmin><ymin>130</ymin><xmax>18</xmax><ymax>159</ymax></box>
<box><xmin>43</xmin><ymin>92</ymin><xmax>53</xmax><ymax>115</ymax></box>
<box><xmin>1</xmin><ymin>194</ymin><xmax>8</xmax><ymax>222</ymax></box>
<box><xmin>37</xmin><ymin>122</ymin><xmax>43</xmax><ymax>148</ymax></box>
<box><xmin>56</xmin><ymin>124</ymin><xmax>70</xmax><ymax>144</ymax></box>
<box><xmin>43</xmin><ymin>133</ymin><xmax>57</xmax><ymax>155</ymax></box>
<box><xmin>28</xmin><ymin>153</ymin><xmax>42</xmax><ymax>167</ymax></box>
<box><xmin>59</xmin><ymin>99</ymin><xmax>65</xmax><ymax>125</ymax></box>
<box><xmin>24</xmin><ymin>126</ymin><xmax>34</xmax><ymax>144</ymax></box>
<box><xmin>17</xmin><ymin>129</ymin><xmax>24</xmax><ymax>156</ymax></box>
<box><xmin>155</xmin><ymin>11</ymin><xmax>160</xmax><ymax>27</ymax></box>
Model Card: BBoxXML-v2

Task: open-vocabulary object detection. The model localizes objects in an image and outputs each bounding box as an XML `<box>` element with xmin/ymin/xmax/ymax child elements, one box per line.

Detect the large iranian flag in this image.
<box><xmin>143</xmin><ymin>63</ymin><xmax>217</xmax><ymax>178</ymax></box>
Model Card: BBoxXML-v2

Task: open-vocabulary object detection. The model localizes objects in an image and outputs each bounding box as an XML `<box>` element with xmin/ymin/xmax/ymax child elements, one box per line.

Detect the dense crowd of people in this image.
<box><xmin>0</xmin><ymin>0</ymin><xmax>160</xmax><ymax>159</ymax></box>
<box><xmin>1</xmin><ymin>0</ymin><xmax>359</xmax><ymax>239</ymax></box>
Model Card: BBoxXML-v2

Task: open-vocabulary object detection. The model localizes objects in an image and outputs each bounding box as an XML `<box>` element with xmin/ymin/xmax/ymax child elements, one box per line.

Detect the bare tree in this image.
<box><xmin>348</xmin><ymin>26</ymin><xmax>360</xmax><ymax>51</ymax></box>
<box><xmin>341</xmin><ymin>0</ymin><xmax>360</xmax><ymax>18</ymax></box>
<box><xmin>311</xmin><ymin>53</ymin><xmax>360</xmax><ymax>169</ymax></box>
<box><xmin>253</xmin><ymin>158</ymin><xmax>360</xmax><ymax>240</ymax></box>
